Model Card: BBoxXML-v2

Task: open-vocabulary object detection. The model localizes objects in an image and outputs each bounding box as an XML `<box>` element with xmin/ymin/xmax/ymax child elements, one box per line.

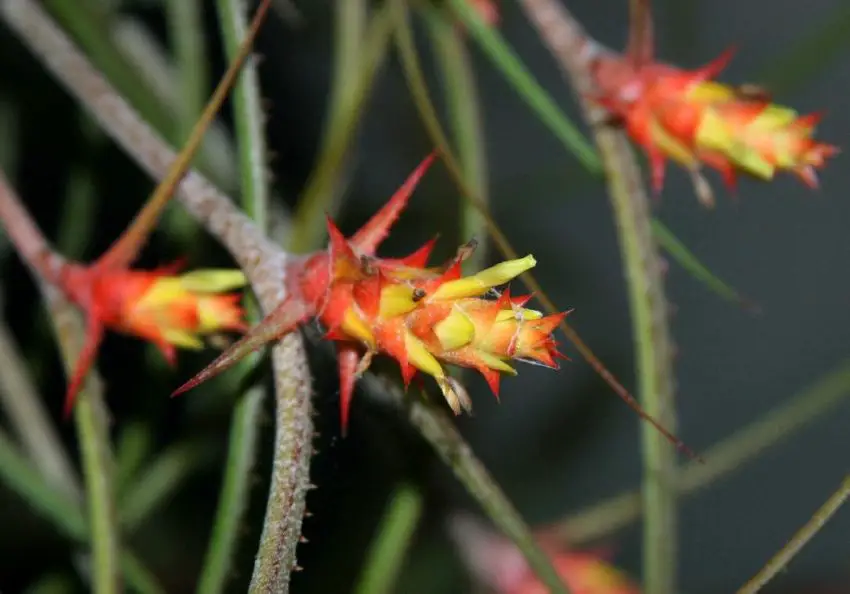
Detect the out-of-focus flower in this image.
<box><xmin>61</xmin><ymin>262</ymin><xmax>247</xmax><ymax>415</ymax></box>
<box><xmin>586</xmin><ymin>0</ymin><xmax>837</xmax><ymax>205</ymax></box>
<box><xmin>449</xmin><ymin>513</ymin><xmax>640</xmax><ymax>594</ymax></box>
<box><xmin>594</xmin><ymin>50</ymin><xmax>837</xmax><ymax>204</ymax></box>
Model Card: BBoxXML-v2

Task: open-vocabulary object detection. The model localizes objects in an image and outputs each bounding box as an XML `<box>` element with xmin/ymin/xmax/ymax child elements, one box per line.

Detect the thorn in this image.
<box><xmin>304</xmin><ymin>510</ymin><xmax>313</xmax><ymax>518</ymax></box>
<box><xmin>293</xmin><ymin>565</ymin><xmax>304</xmax><ymax>572</ymax></box>
<box><xmin>299</xmin><ymin>536</ymin><xmax>309</xmax><ymax>544</ymax></box>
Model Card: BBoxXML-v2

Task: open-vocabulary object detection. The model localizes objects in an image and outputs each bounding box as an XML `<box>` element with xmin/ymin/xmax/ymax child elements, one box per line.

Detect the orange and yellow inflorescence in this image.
<box><xmin>593</xmin><ymin>49</ymin><xmax>838</xmax><ymax>204</ymax></box>
<box><xmin>302</xmin><ymin>218</ymin><xmax>567</xmax><ymax>424</ymax></box>
<box><xmin>61</xmin><ymin>262</ymin><xmax>248</xmax><ymax>414</ymax></box>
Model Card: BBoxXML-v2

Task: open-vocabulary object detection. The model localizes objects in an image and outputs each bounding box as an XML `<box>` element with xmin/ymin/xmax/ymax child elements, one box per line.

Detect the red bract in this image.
<box><xmin>174</xmin><ymin>154</ymin><xmax>569</xmax><ymax>434</ymax></box>
<box><xmin>58</xmin><ymin>258</ymin><xmax>248</xmax><ymax>417</ymax></box>
<box><xmin>585</xmin><ymin>0</ymin><xmax>837</xmax><ymax>205</ymax></box>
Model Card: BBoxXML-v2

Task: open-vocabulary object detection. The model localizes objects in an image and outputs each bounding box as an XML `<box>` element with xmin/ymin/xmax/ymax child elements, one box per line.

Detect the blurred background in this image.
<box><xmin>1</xmin><ymin>0</ymin><xmax>849</xmax><ymax>592</ymax></box>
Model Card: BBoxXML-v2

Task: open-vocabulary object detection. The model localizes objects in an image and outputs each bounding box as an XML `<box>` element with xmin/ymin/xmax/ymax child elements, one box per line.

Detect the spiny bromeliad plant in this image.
<box><xmin>0</xmin><ymin>0</ymin><xmax>846</xmax><ymax>593</ymax></box>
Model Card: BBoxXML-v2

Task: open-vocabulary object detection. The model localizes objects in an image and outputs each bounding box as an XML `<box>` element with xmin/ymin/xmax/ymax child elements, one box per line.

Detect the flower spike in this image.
<box><xmin>588</xmin><ymin>0</ymin><xmax>837</xmax><ymax>203</ymax></box>
<box><xmin>174</xmin><ymin>154</ymin><xmax>570</xmax><ymax>435</ymax></box>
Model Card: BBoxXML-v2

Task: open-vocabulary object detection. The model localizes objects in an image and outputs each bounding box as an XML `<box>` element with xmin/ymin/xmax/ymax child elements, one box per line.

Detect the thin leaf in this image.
<box><xmin>354</xmin><ymin>484</ymin><xmax>424</xmax><ymax>594</ymax></box>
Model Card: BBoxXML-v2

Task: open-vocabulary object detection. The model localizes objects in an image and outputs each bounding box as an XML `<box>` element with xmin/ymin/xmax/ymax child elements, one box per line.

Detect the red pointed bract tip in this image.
<box><xmin>350</xmin><ymin>153</ymin><xmax>437</xmax><ymax>255</ymax></box>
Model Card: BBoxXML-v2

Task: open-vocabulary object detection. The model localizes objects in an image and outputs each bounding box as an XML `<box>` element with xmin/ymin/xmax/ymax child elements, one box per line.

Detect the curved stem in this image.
<box><xmin>516</xmin><ymin>1</ymin><xmax>678</xmax><ymax>592</ymax></box>
<box><xmin>737</xmin><ymin>475</ymin><xmax>850</xmax><ymax>594</ymax></box>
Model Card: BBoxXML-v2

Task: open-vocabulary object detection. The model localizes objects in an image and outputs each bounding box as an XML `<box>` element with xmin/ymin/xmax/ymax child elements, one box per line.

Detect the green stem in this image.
<box><xmin>604</xmin><ymin>134</ymin><xmax>678</xmax><ymax>594</ymax></box>
<box><xmin>354</xmin><ymin>484</ymin><xmax>423</xmax><ymax>594</ymax></box>
<box><xmin>513</xmin><ymin>1</ymin><xmax>679</xmax><ymax>591</ymax></box>
<box><xmin>424</xmin><ymin>6</ymin><xmax>488</xmax><ymax>270</ymax></box>
<box><xmin>72</xmin><ymin>384</ymin><xmax>122</xmax><ymax>594</ymax></box>
<box><xmin>558</xmin><ymin>356</ymin><xmax>850</xmax><ymax>544</ymax></box>
<box><xmin>737</xmin><ymin>475</ymin><xmax>850</xmax><ymax>594</ymax></box>
<box><xmin>163</xmin><ymin>0</ymin><xmax>207</xmax><ymax>248</ymax></box>
<box><xmin>290</xmin><ymin>1</ymin><xmax>393</xmax><ymax>251</ymax></box>
<box><xmin>198</xmin><ymin>2</ymin><xmax>273</xmax><ymax>593</ymax></box>
<box><xmin>361</xmin><ymin>371</ymin><xmax>571</xmax><ymax>594</ymax></box>
<box><xmin>42</xmin><ymin>290</ymin><xmax>122</xmax><ymax>594</ymax></box>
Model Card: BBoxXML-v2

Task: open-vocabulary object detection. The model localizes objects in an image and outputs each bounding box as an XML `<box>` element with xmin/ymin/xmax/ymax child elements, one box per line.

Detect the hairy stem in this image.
<box><xmin>516</xmin><ymin>1</ymin><xmax>678</xmax><ymax>592</ymax></box>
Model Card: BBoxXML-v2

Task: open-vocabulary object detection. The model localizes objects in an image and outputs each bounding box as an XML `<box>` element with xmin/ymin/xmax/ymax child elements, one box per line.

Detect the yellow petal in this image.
<box><xmin>475</xmin><ymin>350</ymin><xmax>516</xmax><ymax>375</ymax></box>
<box><xmin>434</xmin><ymin>309</ymin><xmax>475</xmax><ymax>351</ymax></box>
<box><xmin>161</xmin><ymin>329</ymin><xmax>205</xmax><ymax>350</ymax></box>
<box><xmin>430</xmin><ymin>255</ymin><xmax>536</xmax><ymax>301</ymax></box>
<box><xmin>341</xmin><ymin>308</ymin><xmax>376</xmax><ymax>348</ymax></box>
<box><xmin>404</xmin><ymin>331</ymin><xmax>445</xmax><ymax>379</ymax></box>
<box><xmin>178</xmin><ymin>269</ymin><xmax>248</xmax><ymax>293</ymax></box>
<box><xmin>494</xmin><ymin>307</ymin><xmax>542</xmax><ymax>323</ymax></box>
<box><xmin>379</xmin><ymin>283</ymin><xmax>419</xmax><ymax>319</ymax></box>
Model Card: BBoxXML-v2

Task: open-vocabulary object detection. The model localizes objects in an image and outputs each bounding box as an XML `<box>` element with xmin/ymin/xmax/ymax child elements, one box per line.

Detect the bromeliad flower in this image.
<box><xmin>59</xmin><ymin>260</ymin><xmax>248</xmax><ymax>416</ymax></box>
<box><xmin>173</xmin><ymin>154</ymin><xmax>568</xmax><ymax>433</ymax></box>
<box><xmin>585</xmin><ymin>0</ymin><xmax>838</xmax><ymax>205</ymax></box>
<box><xmin>450</xmin><ymin>513</ymin><xmax>640</xmax><ymax>594</ymax></box>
